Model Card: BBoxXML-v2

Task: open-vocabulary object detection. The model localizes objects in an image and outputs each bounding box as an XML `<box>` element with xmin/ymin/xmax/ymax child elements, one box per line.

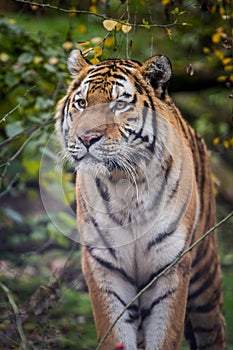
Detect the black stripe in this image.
<box><xmin>141</xmin><ymin>288</ymin><xmax>175</xmax><ymax>320</ymax></box>
<box><xmin>193</xmin><ymin>325</ymin><xmax>215</xmax><ymax>333</ymax></box>
<box><xmin>106</xmin><ymin>289</ymin><xmax>127</xmax><ymax>306</ymax></box>
<box><xmin>96</xmin><ymin>176</ymin><xmax>124</xmax><ymax>226</ymax></box>
<box><xmin>96</xmin><ymin>177</ymin><xmax>110</xmax><ymax>202</ymax></box>
<box><xmin>87</xmin><ymin>246</ymin><xmax>136</xmax><ymax>286</ymax></box>
<box><xmin>125</xmin><ymin>304</ymin><xmax>140</xmax><ymax>323</ymax></box>
<box><xmin>188</xmin><ymin>262</ymin><xmax>218</xmax><ymax>300</ymax></box>
<box><xmin>190</xmin><ymin>251</ymin><xmax>215</xmax><ymax>285</ymax></box>
<box><xmin>90</xmin><ymin>216</ymin><xmax>117</xmax><ymax>259</ymax></box>
<box><xmin>131</xmin><ymin>93</ymin><xmax>137</xmax><ymax>104</ymax></box>
<box><xmin>147</xmin><ymin>228</ymin><xmax>176</xmax><ymax>251</ymax></box>
<box><xmin>135</xmin><ymin>82</ymin><xmax>143</xmax><ymax>94</ymax></box>
<box><xmin>167</xmin><ymin>179</ymin><xmax>180</xmax><ymax>202</ymax></box>
<box><xmin>138</xmin><ymin>248</ymin><xmax>183</xmax><ymax>290</ymax></box>
<box><xmin>187</xmin><ymin>283</ymin><xmax>222</xmax><ymax>313</ymax></box>
<box><xmin>196</xmin><ymin>136</ymin><xmax>206</xmax><ymax>212</ymax></box>
<box><xmin>184</xmin><ymin>316</ymin><xmax>197</xmax><ymax>350</ymax></box>
<box><xmin>163</xmin><ymin>154</ymin><xmax>173</xmax><ymax>182</ymax></box>
<box><xmin>191</xmin><ymin>241</ymin><xmax>208</xmax><ymax>268</ymax></box>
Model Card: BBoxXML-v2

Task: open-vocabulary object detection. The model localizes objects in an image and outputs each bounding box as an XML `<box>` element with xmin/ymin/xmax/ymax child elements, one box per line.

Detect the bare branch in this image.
<box><xmin>0</xmin><ymin>87</ymin><xmax>36</xmax><ymax>124</ymax></box>
<box><xmin>15</xmin><ymin>0</ymin><xmax>178</xmax><ymax>28</ymax></box>
<box><xmin>96</xmin><ymin>211</ymin><xmax>233</xmax><ymax>349</ymax></box>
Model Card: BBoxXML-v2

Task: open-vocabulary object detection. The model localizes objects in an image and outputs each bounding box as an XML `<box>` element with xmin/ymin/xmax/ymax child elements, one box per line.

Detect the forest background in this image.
<box><xmin>0</xmin><ymin>0</ymin><xmax>232</xmax><ymax>349</ymax></box>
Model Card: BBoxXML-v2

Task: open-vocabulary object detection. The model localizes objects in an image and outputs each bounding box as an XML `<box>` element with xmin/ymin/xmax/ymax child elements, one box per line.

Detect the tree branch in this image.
<box><xmin>15</xmin><ymin>0</ymin><xmax>178</xmax><ymax>28</ymax></box>
<box><xmin>96</xmin><ymin>211</ymin><xmax>233</xmax><ymax>349</ymax></box>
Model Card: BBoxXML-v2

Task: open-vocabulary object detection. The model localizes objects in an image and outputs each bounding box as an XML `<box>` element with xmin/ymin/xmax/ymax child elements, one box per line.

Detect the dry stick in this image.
<box><xmin>15</xmin><ymin>0</ymin><xmax>178</xmax><ymax>28</ymax></box>
<box><xmin>96</xmin><ymin>211</ymin><xmax>233</xmax><ymax>350</ymax></box>
<box><xmin>0</xmin><ymin>282</ymin><xmax>29</xmax><ymax>350</ymax></box>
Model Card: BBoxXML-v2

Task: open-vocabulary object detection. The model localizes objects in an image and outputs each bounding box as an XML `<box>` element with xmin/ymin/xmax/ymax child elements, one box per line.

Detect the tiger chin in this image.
<box><xmin>55</xmin><ymin>49</ymin><xmax>226</xmax><ymax>350</ymax></box>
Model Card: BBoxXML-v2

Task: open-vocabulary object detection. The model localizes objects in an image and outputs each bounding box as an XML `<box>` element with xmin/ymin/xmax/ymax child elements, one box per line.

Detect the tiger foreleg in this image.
<box><xmin>139</xmin><ymin>255</ymin><xmax>191</xmax><ymax>350</ymax></box>
<box><xmin>82</xmin><ymin>246</ymin><xmax>139</xmax><ymax>350</ymax></box>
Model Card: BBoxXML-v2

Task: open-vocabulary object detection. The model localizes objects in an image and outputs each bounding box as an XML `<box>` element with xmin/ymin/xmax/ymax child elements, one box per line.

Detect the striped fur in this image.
<box><xmin>55</xmin><ymin>50</ymin><xmax>226</xmax><ymax>349</ymax></box>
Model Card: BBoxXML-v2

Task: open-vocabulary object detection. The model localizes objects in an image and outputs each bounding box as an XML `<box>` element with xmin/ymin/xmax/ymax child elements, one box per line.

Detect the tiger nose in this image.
<box><xmin>79</xmin><ymin>133</ymin><xmax>103</xmax><ymax>148</ymax></box>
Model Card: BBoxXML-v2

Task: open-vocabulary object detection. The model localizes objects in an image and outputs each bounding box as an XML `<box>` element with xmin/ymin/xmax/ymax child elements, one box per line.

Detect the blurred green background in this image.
<box><xmin>0</xmin><ymin>0</ymin><xmax>232</xmax><ymax>349</ymax></box>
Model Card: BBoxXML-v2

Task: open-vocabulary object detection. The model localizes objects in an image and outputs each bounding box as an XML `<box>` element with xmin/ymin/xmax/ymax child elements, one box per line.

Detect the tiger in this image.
<box><xmin>55</xmin><ymin>49</ymin><xmax>226</xmax><ymax>350</ymax></box>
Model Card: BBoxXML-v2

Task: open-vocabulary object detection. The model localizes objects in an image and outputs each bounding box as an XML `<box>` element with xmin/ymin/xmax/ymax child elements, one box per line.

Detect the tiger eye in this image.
<box><xmin>115</xmin><ymin>101</ymin><xmax>128</xmax><ymax>110</ymax></box>
<box><xmin>77</xmin><ymin>98</ymin><xmax>86</xmax><ymax>109</ymax></box>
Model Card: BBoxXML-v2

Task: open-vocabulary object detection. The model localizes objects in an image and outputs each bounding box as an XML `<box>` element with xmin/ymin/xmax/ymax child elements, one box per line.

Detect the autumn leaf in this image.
<box><xmin>77</xmin><ymin>41</ymin><xmax>91</xmax><ymax>47</ymax></box>
<box><xmin>94</xmin><ymin>46</ymin><xmax>102</xmax><ymax>57</ymax></box>
<box><xmin>121</xmin><ymin>23</ymin><xmax>132</xmax><ymax>33</ymax></box>
<box><xmin>103</xmin><ymin>20</ymin><xmax>118</xmax><ymax>31</ymax></box>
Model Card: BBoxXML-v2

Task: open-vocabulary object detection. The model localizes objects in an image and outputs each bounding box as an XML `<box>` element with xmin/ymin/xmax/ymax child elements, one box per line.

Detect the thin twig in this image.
<box><xmin>15</xmin><ymin>0</ymin><xmax>178</xmax><ymax>28</ymax></box>
<box><xmin>0</xmin><ymin>282</ymin><xmax>29</xmax><ymax>350</ymax></box>
<box><xmin>96</xmin><ymin>211</ymin><xmax>233</xmax><ymax>349</ymax></box>
<box><xmin>0</xmin><ymin>117</ymin><xmax>53</xmax><ymax>148</ymax></box>
<box><xmin>0</xmin><ymin>173</ymin><xmax>20</xmax><ymax>198</ymax></box>
<box><xmin>0</xmin><ymin>86</ymin><xmax>36</xmax><ymax>124</ymax></box>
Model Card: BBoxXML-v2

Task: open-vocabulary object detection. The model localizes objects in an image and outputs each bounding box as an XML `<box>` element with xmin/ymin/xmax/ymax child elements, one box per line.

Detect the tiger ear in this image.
<box><xmin>68</xmin><ymin>49</ymin><xmax>91</xmax><ymax>77</ymax></box>
<box><xmin>141</xmin><ymin>55</ymin><xmax>172</xmax><ymax>96</ymax></box>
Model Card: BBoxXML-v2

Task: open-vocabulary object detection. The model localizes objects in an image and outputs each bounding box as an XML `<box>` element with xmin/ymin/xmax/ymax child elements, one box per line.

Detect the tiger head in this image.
<box><xmin>56</xmin><ymin>50</ymin><xmax>172</xmax><ymax>176</ymax></box>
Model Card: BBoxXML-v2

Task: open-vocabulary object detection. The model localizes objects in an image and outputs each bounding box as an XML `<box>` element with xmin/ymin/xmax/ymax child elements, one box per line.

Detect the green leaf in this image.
<box><xmin>18</xmin><ymin>52</ymin><xmax>33</xmax><ymax>64</ymax></box>
<box><xmin>142</xmin><ymin>19</ymin><xmax>150</xmax><ymax>29</ymax></box>
<box><xmin>5</xmin><ymin>120</ymin><xmax>24</xmax><ymax>137</ymax></box>
<box><xmin>171</xmin><ymin>7</ymin><xmax>180</xmax><ymax>15</ymax></box>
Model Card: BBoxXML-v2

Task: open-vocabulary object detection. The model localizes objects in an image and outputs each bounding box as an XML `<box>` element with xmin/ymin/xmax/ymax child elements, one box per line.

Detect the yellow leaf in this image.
<box><xmin>219</xmin><ymin>6</ymin><xmax>225</xmax><ymax>16</ymax></box>
<box><xmin>77</xmin><ymin>41</ymin><xmax>91</xmax><ymax>47</ymax></box>
<box><xmin>162</xmin><ymin>0</ymin><xmax>170</xmax><ymax>5</ymax></box>
<box><xmin>203</xmin><ymin>47</ymin><xmax>210</xmax><ymax>54</ymax></box>
<box><xmin>222</xmin><ymin>57</ymin><xmax>232</xmax><ymax>65</ymax></box>
<box><xmin>77</xmin><ymin>24</ymin><xmax>87</xmax><ymax>34</ymax></box>
<box><xmin>94</xmin><ymin>46</ymin><xmax>102</xmax><ymax>57</ymax></box>
<box><xmin>89</xmin><ymin>5</ymin><xmax>97</xmax><ymax>13</ymax></box>
<box><xmin>103</xmin><ymin>19</ymin><xmax>118</xmax><ymax>31</ymax></box>
<box><xmin>229</xmin><ymin>74</ymin><xmax>233</xmax><ymax>82</ymax></box>
<box><xmin>82</xmin><ymin>48</ymin><xmax>93</xmax><ymax>56</ymax></box>
<box><xmin>122</xmin><ymin>23</ymin><xmax>132</xmax><ymax>33</ymax></box>
<box><xmin>211</xmin><ymin>28</ymin><xmax>223</xmax><ymax>44</ymax></box>
<box><xmin>62</xmin><ymin>41</ymin><xmax>74</xmax><ymax>51</ymax></box>
<box><xmin>30</xmin><ymin>4</ymin><xmax>39</xmax><ymax>10</ymax></box>
<box><xmin>217</xmin><ymin>75</ymin><xmax>227</xmax><ymax>82</ymax></box>
<box><xmin>116</xmin><ymin>23</ymin><xmax>122</xmax><ymax>32</ymax></box>
<box><xmin>223</xmin><ymin>140</ymin><xmax>230</xmax><ymax>149</ymax></box>
<box><xmin>224</xmin><ymin>65</ymin><xmax>233</xmax><ymax>71</ymax></box>
<box><xmin>104</xmin><ymin>37</ymin><xmax>115</xmax><ymax>48</ymax></box>
<box><xmin>214</xmin><ymin>49</ymin><xmax>224</xmax><ymax>60</ymax></box>
<box><xmin>213</xmin><ymin>137</ymin><xmax>220</xmax><ymax>145</ymax></box>
<box><xmin>91</xmin><ymin>37</ymin><xmax>102</xmax><ymax>44</ymax></box>
<box><xmin>210</xmin><ymin>4</ymin><xmax>217</xmax><ymax>13</ymax></box>
<box><xmin>90</xmin><ymin>57</ymin><xmax>99</xmax><ymax>64</ymax></box>
<box><xmin>69</xmin><ymin>6</ymin><xmax>77</xmax><ymax>17</ymax></box>
<box><xmin>166</xmin><ymin>28</ymin><xmax>173</xmax><ymax>40</ymax></box>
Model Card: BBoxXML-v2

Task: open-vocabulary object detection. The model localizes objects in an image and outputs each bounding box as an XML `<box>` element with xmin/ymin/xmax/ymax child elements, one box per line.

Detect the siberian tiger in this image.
<box><xmin>55</xmin><ymin>49</ymin><xmax>226</xmax><ymax>349</ymax></box>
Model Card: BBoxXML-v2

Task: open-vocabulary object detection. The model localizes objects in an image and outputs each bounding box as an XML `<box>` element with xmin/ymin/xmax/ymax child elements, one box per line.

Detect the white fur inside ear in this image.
<box><xmin>67</xmin><ymin>49</ymin><xmax>89</xmax><ymax>77</ymax></box>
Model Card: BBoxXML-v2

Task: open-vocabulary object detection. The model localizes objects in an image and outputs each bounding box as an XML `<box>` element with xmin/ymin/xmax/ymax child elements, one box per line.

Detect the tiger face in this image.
<box><xmin>56</xmin><ymin>50</ymin><xmax>172</xmax><ymax>176</ymax></box>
